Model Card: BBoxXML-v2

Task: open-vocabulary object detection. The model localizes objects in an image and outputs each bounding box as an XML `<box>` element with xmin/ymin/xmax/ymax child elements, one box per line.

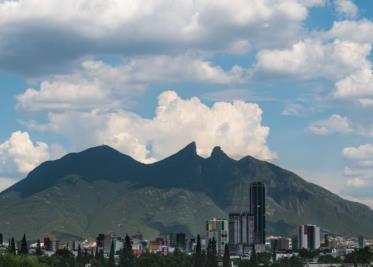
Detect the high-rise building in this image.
<box><xmin>228</xmin><ymin>212</ymin><xmax>254</xmax><ymax>255</ymax></box>
<box><xmin>250</xmin><ymin>181</ymin><xmax>266</xmax><ymax>244</ymax></box>
<box><xmin>297</xmin><ymin>224</ymin><xmax>320</xmax><ymax>250</ymax></box>
<box><xmin>0</xmin><ymin>233</ymin><xmax>3</xmax><ymax>245</ymax></box>
<box><xmin>176</xmin><ymin>233</ymin><xmax>186</xmax><ymax>251</ymax></box>
<box><xmin>166</xmin><ymin>233</ymin><xmax>177</xmax><ymax>248</ymax></box>
<box><xmin>207</xmin><ymin>218</ymin><xmax>229</xmax><ymax>255</ymax></box>
<box><xmin>358</xmin><ymin>236</ymin><xmax>364</xmax><ymax>249</ymax></box>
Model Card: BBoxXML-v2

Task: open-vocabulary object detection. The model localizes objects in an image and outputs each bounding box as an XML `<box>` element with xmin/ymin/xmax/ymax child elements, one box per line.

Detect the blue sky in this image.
<box><xmin>1</xmin><ymin>0</ymin><xmax>373</xmax><ymax>208</ymax></box>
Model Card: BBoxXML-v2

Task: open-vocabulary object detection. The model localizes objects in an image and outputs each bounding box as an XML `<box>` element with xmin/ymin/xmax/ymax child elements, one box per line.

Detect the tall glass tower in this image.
<box><xmin>250</xmin><ymin>181</ymin><xmax>266</xmax><ymax>244</ymax></box>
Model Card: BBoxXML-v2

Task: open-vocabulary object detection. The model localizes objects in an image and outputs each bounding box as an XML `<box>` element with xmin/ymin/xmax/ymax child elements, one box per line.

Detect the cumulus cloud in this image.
<box><xmin>342</xmin><ymin>144</ymin><xmax>373</xmax><ymax>203</ymax></box>
<box><xmin>343</xmin><ymin>144</ymin><xmax>373</xmax><ymax>163</ymax></box>
<box><xmin>253</xmin><ymin>35</ymin><xmax>373</xmax><ymax>102</ymax></box>
<box><xmin>306</xmin><ymin>114</ymin><xmax>352</xmax><ymax>135</ymax></box>
<box><xmin>254</xmin><ymin>39</ymin><xmax>371</xmax><ymax>80</ymax></box>
<box><xmin>328</xmin><ymin>20</ymin><xmax>373</xmax><ymax>44</ymax></box>
<box><xmin>0</xmin><ymin>131</ymin><xmax>50</xmax><ymax>176</ymax></box>
<box><xmin>334</xmin><ymin>0</ymin><xmax>358</xmax><ymax>19</ymax></box>
<box><xmin>25</xmin><ymin>91</ymin><xmax>276</xmax><ymax>162</ymax></box>
<box><xmin>0</xmin><ymin>0</ymin><xmax>320</xmax><ymax>75</ymax></box>
<box><xmin>16</xmin><ymin>56</ymin><xmax>244</xmax><ymax>112</ymax></box>
<box><xmin>333</xmin><ymin>68</ymin><xmax>373</xmax><ymax>99</ymax></box>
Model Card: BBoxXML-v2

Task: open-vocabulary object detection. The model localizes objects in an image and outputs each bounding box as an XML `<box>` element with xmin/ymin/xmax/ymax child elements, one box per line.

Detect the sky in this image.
<box><xmin>1</xmin><ymin>0</ymin><xmax>373</xmax><ymax>208</ymax></box>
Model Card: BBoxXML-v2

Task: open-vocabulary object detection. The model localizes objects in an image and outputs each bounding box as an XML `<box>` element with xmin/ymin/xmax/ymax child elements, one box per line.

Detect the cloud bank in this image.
<box><xmin>25</xmin><ymin>91</ymin><xmax>276</xmax><ymax>163</ymax></box>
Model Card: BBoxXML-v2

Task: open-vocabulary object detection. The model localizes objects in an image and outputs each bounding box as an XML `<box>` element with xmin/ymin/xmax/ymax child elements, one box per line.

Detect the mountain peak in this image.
<box><xmin>210</xmin><ymin>146</ymin><xmax>229</xmax><ymax>159</ymax></box>
<box><xmin>177</xmin><ymin>141</ymin><xmax>197</xmax><ymax>155</ymax></box>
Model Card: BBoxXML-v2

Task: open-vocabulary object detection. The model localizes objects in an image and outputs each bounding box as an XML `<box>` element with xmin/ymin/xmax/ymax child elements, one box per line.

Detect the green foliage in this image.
<box><xmin>19</xmin><ymin>233</ymin><xmax>29</xmax><ymax>255</ymax></box>
<box><xmin>119</xmin><ymin>234</ymin><xmax>135</xmax><ymax>267</ymax></box>
<box><xmin>205</xmin><ymin>238</ymin><xmax>218</xmax><ymax>267</ymax></box>
<box><xmin>193</xmin><ymin>234</ymin><xmax>202</xmax><ymax>267</ymax></box>
<box><xmin>344</xmin><ymin>247</ymin><xmax>373</xmax><ymax>264</ymax></box>
<box><xmin>36</xmin><ymin>239</ymin><xmax>42</xmax><ymax>256</ymax></box>
<box><xmin>136</xmin><ymin>251</ymin><xmax>192</xmax><ymax>267</ymax></box>
<box><xmin>317</xmin><ymin>254</ymin><xmax>342</xmax><ymax>264</ymax></box>
<box><xmin>222</xmin><ymin>244</ymin><xmax>230</xmax><ymax>267</ymax></box>
<box><xmin>0</xmin><ymin>254</ymin><xmax>49</xmax><ymax>267</ymax></box>
<box><xmin>108</xmin><ymin>240</ymin><xmax>115</xmax><ymax>267</ymax></box>
<box><xmin>10</xmin><ymin>237</ymin><xmax>16</xmax><ymax>255</ymax></box>
<box><xmin>257</xmin><ymin>252</ymin><xmax>271</xmax><ymax>266</ymax></box>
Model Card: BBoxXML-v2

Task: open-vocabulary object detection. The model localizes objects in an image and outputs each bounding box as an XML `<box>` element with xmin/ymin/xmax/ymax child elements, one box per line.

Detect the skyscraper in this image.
<box><xmin>297</xmin><ymin>224</ymin><xmax>320</xmax><ymax>250</ymax></box>
<box><xmin>250</xmin><ymin>181</ymin><xmax>266</xmax><ymax>244</ymax></box>
<box><xmin>358</xmin><ymin>236</ymin><xmax>364</xmax><ymax>249</ymax></box>
<box><xmin>228</xmin><ymin>212</ymin><xmax>254</xmax><ymax>255</ymax></box>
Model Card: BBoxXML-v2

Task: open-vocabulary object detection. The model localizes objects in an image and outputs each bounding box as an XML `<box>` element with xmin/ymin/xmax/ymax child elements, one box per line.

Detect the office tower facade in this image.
<box><xmin>207</xmin><ymin>218</ymin><xmax>229</xmax><ymax>254</ymax></box>
<box><xmin>297</xmin><ymin>224</ymin><xmax>320</xmax><ymax>250</ymax></box>
<box><xmin>250</xmin><ymin>181</ymin><xmax>266</xmax><ymax>244</ymax></box>
<box><xmin>228</xmin><ymin>212</ymin><xmax>254</xmax><ymax>247</ymax></box>
<box><xmin>358</xmin><ymin>236</ymin><xmax>364</xmax><ymax>249</ymax></box>
<box><xmin>176</xmin><ymin>233</ymin><xmax>186</xmax><ymax>251</ymax></box>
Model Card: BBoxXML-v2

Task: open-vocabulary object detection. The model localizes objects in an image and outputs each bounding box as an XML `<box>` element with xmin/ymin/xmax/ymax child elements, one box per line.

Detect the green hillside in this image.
<box><xmin>0</xmin><ymin>143</ymin><xmax>372</xmax><ymax>240</ymax></box>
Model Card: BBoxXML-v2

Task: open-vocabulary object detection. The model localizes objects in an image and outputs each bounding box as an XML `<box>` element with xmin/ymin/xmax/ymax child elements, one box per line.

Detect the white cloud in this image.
<box><xmin>0</xmin><ymin>0</ymin><xmax>320</xmax><ymax>75</ymax></box>
<box><xmin>333</xmin><ymin>68</ymin><xmax>373</xmax><ymax>99</ymax></box>
<box><xmin>342</xmin><ymin>144</ymin><xmax>373</xmax><ymax>202</ymax></box>
<box><xmin>16</xmin><ymin>56</ymin><xmax>244</xmax><ymax>112</ymax></box>
<box><xmin>282</xmin><ymin>103</ymin><xmax>305</xmax><ymax>116</ymax></box>
<box><xmin>358</xmin><ymin>98</ymin><xmax>373</xmax><ymax>107</ymax></box>
<box><xmin>25</xmin><ymin>91</ymin><xmax>276</xmax><ymax>162</ymax></box>
<box><xmin>306</xmin><ymin>114</ymin><xmax>352</xmax><ymax>135</ymax></box>
<box><xmin>253</xmin><ymin>36</ymin><xmax>373</xmax><ymax>102</ymax></box>
<box><xmin>343</xmin><ymin>144</ymin><xmax>373</xmax><ymax>161</ymax></box>
<box><xmin>0</xmin><ymin>131</ymin><xmax>50</xmax><ymax>175</ymax></box>
<box><xmin>346</xmin><ymin>177</ymin><xmax>365</xmax><ymax>188</ymax></box>
<box><xmin>254</xmin><ymin>39</ymin><xmax>371</xmax><ymax>80</ymax></box>
<box><xmin>334</xmin><ymin>0</ymin><xmax>358</xmax><ymax>19</ymax></box>
<box><xmin>328</xmin><ymin>20</ymin><xmax>373</xmax><ymax>44</ymax></box>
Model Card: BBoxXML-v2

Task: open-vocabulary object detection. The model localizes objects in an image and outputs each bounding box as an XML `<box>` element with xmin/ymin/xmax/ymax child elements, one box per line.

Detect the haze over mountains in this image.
<box><xmin>1</xmin><ymin>142</ymin><xmax>373</xmax><ymax>241</ymax></box>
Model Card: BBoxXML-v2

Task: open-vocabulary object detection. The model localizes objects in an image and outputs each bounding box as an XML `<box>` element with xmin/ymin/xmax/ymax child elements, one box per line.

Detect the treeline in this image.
<box><xmin>1</xmin><ymin>233</ymin><xmax>372</xmax><ymax>267</ymax></box>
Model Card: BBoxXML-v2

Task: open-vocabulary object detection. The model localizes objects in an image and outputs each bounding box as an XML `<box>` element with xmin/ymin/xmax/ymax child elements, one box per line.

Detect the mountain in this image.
<box><xmin>1</xmin><ymin>142</ymin><xmax>373</xmax><ymax>241</ymax></box>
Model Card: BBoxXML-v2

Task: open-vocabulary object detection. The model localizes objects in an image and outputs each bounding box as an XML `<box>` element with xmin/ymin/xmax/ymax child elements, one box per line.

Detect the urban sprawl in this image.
<box><xmin>0</xmin><ymin>182</ymin><xmax>372</xmax><ymax>267</ymax></box>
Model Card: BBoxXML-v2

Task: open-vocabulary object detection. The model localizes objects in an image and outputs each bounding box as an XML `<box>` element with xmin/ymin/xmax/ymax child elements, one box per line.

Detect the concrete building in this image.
<box><xmin>270</xmin><ymin>237</ymin><xmax>290</xmax><ymax>251</ymax></box>
<box><xmin>206</xmin><ymin>218</ymin><xmax>229</xmax><ymax>255</ymax></box>
<box><xmin>297</xmin><ymin>224</ymin><xmax>320</xmax><ymax>250</ymax></box>
<box><xmin>228</xmin><ymin>212</ymin><xmax>254</xmax><ymax>255</ymax></box>
<box><xmin>358</xmin><ymin>236</ymin><xmax>365</xmax><ymax>249</ymax></box>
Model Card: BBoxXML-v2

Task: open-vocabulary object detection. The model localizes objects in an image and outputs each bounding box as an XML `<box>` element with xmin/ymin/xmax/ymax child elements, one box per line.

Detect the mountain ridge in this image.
<box><xmin>1</xmin><ymin>142</ymin><xmax>373</xmax><ymax>240</ymax></box>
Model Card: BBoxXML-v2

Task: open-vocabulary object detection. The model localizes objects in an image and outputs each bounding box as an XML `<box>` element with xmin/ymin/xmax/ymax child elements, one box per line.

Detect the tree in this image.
<box><xmin>108</xmin><ymin>240</ymin><xmax>115</xmax><ymax>267</ymax></box>
<box><xmin>193</xmin><ymin>234</ymin><xmax>203</xmax><ymax>267</ymax></box>
<box><xmin>223</xmin><ymin>244</ymin><xmax>230</xmax><ymax>267</ymax></box>
<box><xmin>249</xmin><ymin>246</ymin><xmax>258</xmax><ymax>267</ymax></box>
<box><xmin>10</xmin><ymin>237</ymin><xmax>16</xmax><ymax>255</ymax></box>
<box><xmin>76</xmin><ymin>244</ymin><xmax>83</xmax><ymax>266</ymax></box>
<box><xmin>206</xmin><ymin>238</ymin><xmax>218</xmax><ymax>267</ymax></box>
<box><xmin>36</xmin><ymin>239</ymin><xmax>42</xmax><ymax>255</ymax></box>
<box><xmin>95</xmin><ymin>245</ymin><xmax>99</xmax><ymax>260</ymax></box>
<box><xmin>119</xmin><ymin>234</ymin><xmax>134</xmax><ymax>267</ymax></box>
<box><xmin>19</xmin><ymin>233</ymin><xmax>28</xmax><ymax>255</ymax></box>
